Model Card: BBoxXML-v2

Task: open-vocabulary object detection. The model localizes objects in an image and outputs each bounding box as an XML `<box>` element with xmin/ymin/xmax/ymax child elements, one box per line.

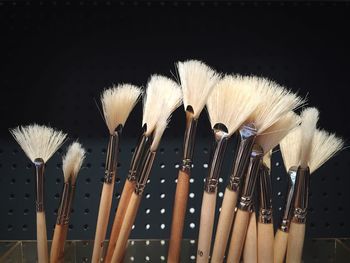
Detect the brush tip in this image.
<box><xmin>62</xmin><ymin>141</ymin><xmax>86</xmax><ymax>183</ymax></box>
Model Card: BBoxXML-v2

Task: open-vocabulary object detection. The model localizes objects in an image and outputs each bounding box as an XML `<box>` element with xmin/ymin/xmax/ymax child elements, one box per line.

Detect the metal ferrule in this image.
<box><xmin>56</xmin><ymin>179</ymin><xmax>76</xmax><ymax>225</ymax></box>
<box><xmin>104</xmin><ymin>126</ymin><xmax>122</xmax><ymax>184</ymax></box>
<box><xmin>258</xmin><ymin>164</ymin><xmax>273</xmax><ymax>224</ymax></box>
<box><xmin>238</xmin><ymin>144</ymin><xmax>264</xmax><ymax>211</ymax></box>
<box><xmin>135</xmin><ymin>150</ymin><xmax>157</xmax><ymax>196</ymax></box>
<box><xmin>292</xmin><ymin>166</ymin><xmax>310</xmax><ymax>224</ymax></box>
<box><xmin>279</xmin><ymin>166</ymin><xmax>298</xmax><ymax>232</ymax></box>
<box><xmin>181</xmin><ymin>107</ymin><xmax>198</xmax><ymax>172</ymax></box>
<box><xmin>204</xmin><ymin>123</ymin><xmax>230</xmax><ymax>193</ymax></box>
<box><xmin>34</xmin><ymin>158</ymin><xmax>45</xmax><ymax>212</ymax></box>
<box><xmin>227</xmin><ymin>123</ymin><xmax>257</xmax><ymax>192</ymax></box>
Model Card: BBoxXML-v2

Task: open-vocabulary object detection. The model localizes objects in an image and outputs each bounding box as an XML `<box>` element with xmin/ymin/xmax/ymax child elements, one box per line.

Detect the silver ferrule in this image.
<box><xmin>238</xmin><ymin>144</ymin><xmax>263</xmax><ymax>211</ymax></box>
<box><xmin>258</xmin><ymin>164</ymin><xmax>273</xmax><ymax>224</ymax></box>
<box><xmin>135</xmin><ymin>150</ymin><xmax>157</xmax><ymax>196</ymax></box>
<box><xmin>34</xmin><ymin>158</ymin><xmax>45</xmax><ymax>212</ymax></box>
<box><xmin>279</xmin><ymin>166</ymin><xmax>298</xmax><ymax>232</ymax></box>
<box><xmin>104</xmin><ymin>126</ymin><xmax>122</xmax><ymax>184</ymax></box>
<box><xmin>204</xmin><ymin>124</ymin><xmax>230</xmax><ymax>193</ymax></box>
<box><xmin>227</xmin><ymin>123</ymin><xmax>257</xmax><ymax>192</ymax></box>
<box><xmin>56</xmin><ymin>179</ymin><xmax>76</xmax><ymax>225</ymax></box>
<box><xmin>181</xmin><ymin>108</ymin><xmax>198</xmax><ymax>172</ymax></box>
<box><xmin>292</xmin><ymin>166</ymin><xmax>310</xmax><ymax>224</ymax></box>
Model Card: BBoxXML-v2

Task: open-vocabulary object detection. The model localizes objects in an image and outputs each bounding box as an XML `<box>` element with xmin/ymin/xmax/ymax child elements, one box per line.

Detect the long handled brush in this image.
<box><xmin>168</xmin><ymin>60</ymin><xmax>219</xmax><ymax>263</ymax></box>
<box><xmin>10</xmin><ymin>124</ymin><xmax>67</xmax><ymax>263</ymax></box>
<box><xmin>91</xmin><ymin>85</ymin><xmax>141</xmax><ymax>263</ymax></box>
<box><xmin>196</xmin><ymin>75</ymin><xmax>261</xmax><ymax>263</ymax></box>
<box><xmin>111</xmin><ymin>75</ymin><xmax>182</xmax><ymax>263</ymax></box>
<box><xmin>50</xmin><ymin>142</ymin><xmax>85</xmax><ymax>263</ymax></box>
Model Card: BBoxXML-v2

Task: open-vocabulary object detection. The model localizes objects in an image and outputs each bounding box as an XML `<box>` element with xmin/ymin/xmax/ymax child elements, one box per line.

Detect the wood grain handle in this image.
<box><xmin>227</xmin><ymin>209</ymin><xmax>250</xmax><ymax>263</ymax></box>
<box><xmin>50</xmin><ymin>224</ymin><xmax>64</xmax><ymax>263</ymax></box>
<box><xmin>91</xmin><ymin>182</ymin><xmax>115</xmax><ymax>263</ymax></box>
<box><xmin>168</xmin><ymin>169</ymin><xmax>191</xmax><ymax>263</ymax></box>
<box><xmin>257</xmin><ymin>222</ymin><xmax>274</xmax><ymax>263</ymax></box>
<box><xmin>105</xmin><ymin>179</ymin><xmax>135</xmax><ymax>263</ymax></box>
<box><xmin>274</xmin><ymin>229</ymin><xmax>289</xmax><ymax>263</ymax></box>
<box><xmin>37</xmin><ymin>211</ymin><xmax>49</xmax><ymax>263</ymax></box>
<box><xmin>211</xmin><ymin>188</ymin><xmax>238</xmax><ymax>263</ymax></box>
<box><xmin>286</xmin><ymin>222</ymin><xmax>305</xmax><ymax>263</ymax></box>
<box><xmin>111</xmin><ymin>192</ymin><xmax>141</xmax><ymax>263</ymax></box>
<box><xmin>243</xmin><ymin>212</ymin><xmax>257</xmax><ymax>263</ymax></box>
<box><xmin>196</xmin><ymin>190</ymin><xmax>217</xmax><ymax>263</ymax></box>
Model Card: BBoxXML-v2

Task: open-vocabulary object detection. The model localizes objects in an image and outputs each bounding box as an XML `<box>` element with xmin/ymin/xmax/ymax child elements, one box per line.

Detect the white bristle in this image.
<box><xmin>177</xmin><ymin>60</ymin><xmax>220</xmax><ymax>118</ymax></box>
<box><xmin>279</xmin><ymin>126</ymin><xmax>302</xmax><ymax>171</ymax></box>
<box><xmin>206</xmin><ymin>75</ymin><xmax>261</xmax><ymax>135</ymax></box>
<box><xmin>309</xmin><ymin>129</ymin><xmax>344</xmax><ymax>174</ymax></box>
<box><xmin>299</xmin><ymin>107</ymin><xmax>319</xmax><ymax>168</ymax></box>
<box><xmin>247</xmin><ymin>77</ymin><xmax>304</xmax><ymax>134</ymax></box>
<box><xmin>10</xmin><ymin>124</ymin><xmax>67</xmax><ymax>163</ymax></box>
<box><xmin>263</xmin><ymin>150</ymin><xmax>272</xmax><ymax>170</ymax></box>
<box><xmin>255</xmin><ymin>112</ymin><xmax>301</xmax><ymax>154</ymax></box>
<box><xmin>143</xmin><ymin>75</ymin><xmax>183</xmax><ymax>136</ymax></box>
<box><xmin>62</xmin><ymin>142</ymin><xmax>86</xmax><ymax>183</ymax></box>
<box><xmin>101</xmin><ymin>84</ymin><xmax>142</xmax><ymax>135</ymax></box>
<box><xmin>150</xmin><ymin>117</ymin><xmax>169</xmax><ymax>152</ymax></box>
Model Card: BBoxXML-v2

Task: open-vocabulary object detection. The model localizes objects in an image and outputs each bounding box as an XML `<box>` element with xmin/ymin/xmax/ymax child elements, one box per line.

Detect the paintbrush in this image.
<box><xmin>50</xmin><ymin>142</ymin><xmax>85</xmax><ymax>263</ymax></box>
<box><xmin>10</xmin><ymin>124</ymin><xmax>67</xmax><ymax>263</ymax></box>
<box><xmin>91</xmin><ymin>84</ymin><xmax>141</xmax><ymax>263</ymax></box>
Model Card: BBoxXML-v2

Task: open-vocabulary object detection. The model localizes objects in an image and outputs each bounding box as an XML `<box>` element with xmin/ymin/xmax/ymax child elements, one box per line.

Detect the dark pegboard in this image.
<box><xmin>0</xmin><ymin>1</ymin><xmax>350</xmax><ymax>241</ymax></box>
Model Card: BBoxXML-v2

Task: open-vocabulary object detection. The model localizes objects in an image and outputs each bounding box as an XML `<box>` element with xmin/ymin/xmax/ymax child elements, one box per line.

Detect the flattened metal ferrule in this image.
<box><xmin>34</xmin><ymin>158</ymin><xmax>45</xmax><ymax>212</ymax></box>
<box><xmin>180</xmin><ymin>159</ymin><xmax>192</xmax><ymax>172</ymax></box>
<box><xmin>292</xmin><ymin>166</ymin><xmax>310</xmax><ymax>224</ymax></box>
<box><xmin>182</xmin><ymin>109</ymin><xmax>198</xmax><ymax>162</ymax></box>
<box><xmin>280</xmin><ymin>219</ymin><xmax>290</xmax><ymax>232</ymax></box>
<box><xmin>135</xmin><ymin>150</ymin><xmax>156</xmax><ymax>195</ymax></box>
<box><xmin>258</xmin><ymin>164</ymin><xmax>272</xmax><ymax>222</ymax></box>
<box><xmin>258</xmin><ymin>208</ymin><xmax>273</xmax><ymax>224</ymax></box>
<box><xmin>104</xmin><ymin>131</ymin><xmax>120</xmax><ymax>184</ymax></box>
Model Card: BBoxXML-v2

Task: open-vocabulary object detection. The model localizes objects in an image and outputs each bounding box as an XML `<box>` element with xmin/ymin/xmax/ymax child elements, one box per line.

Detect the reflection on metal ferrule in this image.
<box><xmin>258</xmin><ymin>163</ymin><xmax>273</xmax><ymax>224</ymax></box>
<box><xmin>292</xmin><ymin>166</ymin><xmax>310</xmax><ymax>224</ymax></box>
<box><xmin>56</xmin><ymin>180</ymin><xmax>76</xmax><ymax>225</ymax></box>
<box><xmin>104</xmin><ymin>128</ymin><xmax>121</xmax><ymax>184</ymax></box>
<box><xmin>135</xmin><ymin>150</ymin><xmax>156</xmax><ymax>195</ymax></box>
<box><xmin>181</xmin><ymin>108</ymin><xmax>198</xmax><ymax>171</ymax></box>
<box><xmin>34</xmin><ymin>158</ymin><xmax>45</xmax><ymax>212</ymax></box>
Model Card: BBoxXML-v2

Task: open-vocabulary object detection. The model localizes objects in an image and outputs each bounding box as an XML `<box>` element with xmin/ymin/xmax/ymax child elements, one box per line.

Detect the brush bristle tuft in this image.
<box><xmin>10</xmin><ymin>124</ymin><xmax>67</xmax><ymax>163</ymax></box>
<box><xmin>150</xmin><ymin>117</ymin><xmax>169</xmax><ymax>151</ymax></box>
<box><xmin>279</xmin><ymin>126</ymin><xmax>302</xmax><ymax>171</ymax></box>
<box><xmin>62</xmin><ymin>142</ymin><xmax>86</xmax><ymax>183</ymax></box>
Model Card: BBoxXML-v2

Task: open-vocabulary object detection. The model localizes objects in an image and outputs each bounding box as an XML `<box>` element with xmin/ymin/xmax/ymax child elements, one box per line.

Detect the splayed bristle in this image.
<box><xmin>263</xmin><ymin>150</ymin><xmax>272</xmax><ymax>170</ymax></box>
<box><xmin>299</xmin><ymin>107</ymin><xmax>319</xmax><ymax>168</ymax></box>
<box><xmin>206</xmin><ymin>75</ymin><xmax>261</xmax><ymax>135</ymax></box>
<box><xmin>247</xmin><ymin>77</ymin><xmax>305</xmax><ymax>134</ymax></box>
<box><xmin>143</xmin><ymin>75</ymin><xmax>182</xmax><ymax>136</ymax></box>
<box><xmin>309</xmin><ymin>129</ymin><xmax>344</xmax><ymax>174</ymax></box>
<box><xmin>177</xmin><ymin>60</ymin><xmax>220</xmax><ymax>118</ymax></box>
<box><xmin>10</xmin><ymin>124</ymin><xmax>67</xmax><ymax>163</ymax></box>
<box><xmin>255</xmin><ymin>112</ymin><xmax>301</xmax><ymax>154</ymax></box>
<box><xmin>101</xmin><ymin>84</ymin><xmax>142</xmax><ymax>134</ymax></box>
<box><xmin>62</xmin><ymin>142</ymin><xmax>86</xmax><ymax>183</ymax></box>
<box><xmin>150</xmin><ymin>117</ymin><xmax>169</xmax><ymax>151</ymax></box>
<box><xmin>280</xmin><ymin>126</ymin><xmax>302</xmax><ymax>171</ymax></box>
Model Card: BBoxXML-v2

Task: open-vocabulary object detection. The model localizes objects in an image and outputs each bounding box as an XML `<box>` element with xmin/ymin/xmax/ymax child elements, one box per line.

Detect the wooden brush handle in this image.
<box><xmin>211</xmin><ymin>188</ymin><xmax>238</xmax><ymax>263</ymax></box>
<box><xmin>50</xmin><ymin>224</ymin><xmax>64</xmax><ymax>263</ymax></box>
<box><xmin>91</xmin><ymin>182</ymin><xmax>115</xmax><ymax>263</ymax></box>
<box><xmin>111</xmin><ymin>192</ymin><xmax>141</xmax><ymax>263</ymax></box>
<box><xmin>243</xmin><ymin>212</ymin><xmax>257</xmax><ymax>263</ymax></box>
<box><xmin>286</xmin><ymin>222</ymin><xmax>305</xmax><ymax>263</ymax></box>
<box><xmin>105</xmin><ymin>179</ymin><xmax>135</xmax><ymax>263</ymax></box>
<box><xmin>168</xmin><ymin>169</ymin><xmax>191</xmax><ymax>263</ymax></box>
<box><xmin>257</xmin><ymin>222</ymin><xmax>274</xmax><ymax>263</ymax></box>
<box><xmin>227</xmin><ymin>209</ymin><xmax>250</xmax><ymax>263</ymax></box>
<box><xmin>196</xmin><ymin>190</ymin><xmax>217</xmax><ymax>263</ymax></box>
<box><xmin>274</xmin><ymin>229</ymin><xmax>289</xmax><ymax>263</ymax></box>
<box><xmin>37</xmin><ymin>211</ymin><xmax>49</xmax><ymax>263</ymax></box>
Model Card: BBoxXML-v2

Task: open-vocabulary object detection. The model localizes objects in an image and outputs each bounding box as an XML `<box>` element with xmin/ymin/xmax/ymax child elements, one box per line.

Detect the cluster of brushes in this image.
<box><xmin>10</xmin><ymin>59</ymin><xmax>344</xmax><ymax>263</ymax></box>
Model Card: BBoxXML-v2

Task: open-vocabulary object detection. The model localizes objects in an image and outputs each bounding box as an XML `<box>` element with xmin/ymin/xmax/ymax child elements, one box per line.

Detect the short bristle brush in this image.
<box><xmin>50</xmin><ymin>142</ymin><xmax>85</xmax><ymax>263</ymax></box>
<box><xmin>10</xmin><ymin>124</ymin><xmax>67</xmax><ymax>263</ymax></box>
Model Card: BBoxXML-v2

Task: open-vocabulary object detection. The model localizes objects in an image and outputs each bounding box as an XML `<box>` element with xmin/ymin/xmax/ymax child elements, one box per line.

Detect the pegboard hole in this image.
<box><xmin>115</xmin><ymin>193</ymin><xmax>121</xmax><ymax>199</ymax></box>
<box><xmin>145</xmin><ymin>224</ymin><xmax>150</xmax><ymax>230</ymax></box>
<box><xmin>189</xmin><ymin>208</ymin><xmax>195</xmax><ymax>214</ymax></box>
<box><xmin>190</xmin><ymin>178</ymin><xmax>194</xmax><ymax>183</ymax></box>
<box><xmin>85</xmin><ymin>178</ymin><xmax>91</xmax><ymax>183</ymax></box>
<box><xmin>218</xmin><ymin>192</ymin><xmax>223</xmax><ymax>198</ymax></box>
<box><xmin>160</xmin><ymin>193</ymin><xmax>165</xmax><ymax>199</ymax></box>
<box><xmin>190</xmin><ymin>223</ymin><xmax>195</xmax><ymax>229</ymax></box>
<box><xmin>23</xmin><ymin>209</ymin><xmax>29</xmax><ymax>215</ymax></box>
<box><xmin>146</xmin><ymin>193</ymin><xmax>151</xmax><ymax>199</ymax></box>
<box><xmin>189</xmin><ymin>193</ymin><xmax>195</xmax><ymax>198</ymax></box>
<box><xmin>160</xmin><ymin>208</ymin><xmax>165</xmax><ymax>214</ymax></box>
<box><xmin>160</xmin><ymin>178</ymin><xmax>165</xmax><ymax>183</ymax></box>
<box><xmin>10</xmin><ymin>178</ymin><xmax>15</xmax><ymax>184</ymax></box>
<box><xmin>84</xmin><ymin>193</ymin><xmax>90</xmax><ymax>199</ymax></box>
<box><xmin>160</xmin><ymin>256</ymin><xmax>165</xmax><ymax>261</ymax></box>
<box><xmin>25</xmin><ymin>178</ymin><xmax>31</xmax><ymax>184</ymax></box>
<box><xmin>83</xmin><ymin>224</ymin><xmax>89</xmax><ymax>230</ymax></box>
<box><xmin>160</xmin><ymin>163</ymin><xmax>165</xmax><ymax>169</ymax></box>
<box><xmin>7</xmin><ymin>225</ymin><xmax>13</xmax><ymax>231</ymax></box>
<box><xmin>54</xmin><ymin>193</ymin><xmax>60</xmax><ymax>199</ymax></box>
<box><xmin>24</xmin><ymin>193</ymin><xmax>30</xmax><ymax>199</ymax></box>
<box><xmin>145</xmin><ymin>256</ymin><xmax>150</xmax><ymax>261</ymax></box>
<box><xmin>160</xmin><ymin>224</ymin><xmax>165</xmax><ymax>229</ymax></box>
<box><xmin>8</xmin><ymin>209</ymin><xmax>13</xmax><ymax>215</ymax></box>
<box><xmin>22</xmin><ymin>224</ymin><xmax>28</xmax><ymax>231</ymax></box>
<box><xmin>174</xmin><ymin>163</ymin><xmax>180</xmax><ymax>169</ymax></box>
<box><xmin>203</xmin><ymin>163</ymin><xmax>208</xmax><ymax>168</ymax></box>
<box><xmin>84</xmin><ymin>208</ymin><xmax>89</xmax><ymax>214</ymax></box>
<box><xmin>191</xmin><ymin>255</ymin><xmax>196</xmax><ymax>260</ymax></box>
<box><xmin>145</xmin><ymin>208</ymin><xmax>151</xmax><ymax>214</ymax></box>
<box><xmin>9</xmin><ymin>193</ymin><xmax>15</xmax><ymax>200</ymax></box>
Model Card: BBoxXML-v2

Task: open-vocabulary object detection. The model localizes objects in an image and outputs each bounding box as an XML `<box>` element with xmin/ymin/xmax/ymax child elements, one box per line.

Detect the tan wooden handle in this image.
<box><xmin>211</xmin><ymin>188</ymin><xmax>238</xmax><ymax>263</ymax></box>
<box><xmin>111</xmin><ymin>192</ymin><xmax>141</xmax><ymax>263</ymax></box>
<box><xmin>91</xmin><ymin>181</ymin><xmax>115</xmax><ymax>263</ymax></box>
<box><xmin>196</xmin><ymin>190</ymin><xmax>217</xmax><ymax>263</ymax></box>
<box><xmin>286</xmin><ymin>222</ymin><xmax>305</xmax><ymax>263</ymax></box>
<box><xmin>37</xmin><ymin>211</ymin><xmax>49</xmax><ymax>263</ymax></box>
<box><xmin>243</xmin><ymin>212</ymin><xmax>257</xmax><ymax>263</ymax></box>
<box><xmin>105</xmin><ymin>179</ymin><xmax>135</xmax><ymax>263</ymax></box>
<box><xmin>168</xmin><ymin>169</ymin><xmax>191</xmax><ymax>263</ymax></box>
<box><xmin>227</xmin><ymin>209</ymin><xmax>250</xmax><ymax>263</ymax></box>
<box><xmin>50</xmin><ymin>224</ymin><xmax>64</xmax><ymax>263</ymax></box>
<box><xmin>257</xmin><ymin>222</ymin><xmax>274</xmax><ymax>263</ymax></box>
<box><xmin>274</xmin><ymin>229</ymin><xmax>289</xmax><ymax>263</ymax></box>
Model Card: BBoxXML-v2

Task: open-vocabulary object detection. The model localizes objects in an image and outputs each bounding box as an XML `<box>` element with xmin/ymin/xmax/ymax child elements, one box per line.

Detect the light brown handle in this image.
<box><xmin>243</xmin><ymin>212</ymin><xmax>257</xmax><ymax>263</ymax></box>
<box><xmin>105</xmin><ymin>179</ymin><xmax>135</xmax><ymax>263</ymax></box>
<box><xmin>50</xmin><ymin>224</ymin><xmax>64</xmax><ymax>263</ymax></box>
<box><xmin>211</xmin><ymin>188</ymin><xmax>238</xmax><ymax>263</ymax></box>
<box><xmin>168</xmin><ymin>169</ymin><xmax>191</xmax><ymax>263</ymax></box>
<box><xmin>286</xmin><ymin>222</ymin><xmax>305</xmax><ymax>263</ymax></box>
<box><xmin>274</xmin><ymin>229</ymin><xmax>289</xmax><ymax>263</ymax></box>
<box><xmin>111</xmin><ymin>192</ymin><xmax>141</xmax><ymax>263</ymax></box>
<box><xmin>37</xmin><ymin>211</ymin><xmax>49</xmax><ymax>263</ymax></box>
<box><xmin>91</xmin><ymin>181</ymin><xmax>115</xmax><ymax>263</ymax></box>
<box><xmin>257</xmin><ymin>222</ymin><xmax>274</xmax><ymax>263</ymax></box>
<box><xmin>196</xmin><ymin>190</ymin><xmax>217</xmax><ymax>263</ymax></box>
<box><xmin>227</xmin><ymin>209</ymin><xmax>250</xmax><ymax>263</ymax></box>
